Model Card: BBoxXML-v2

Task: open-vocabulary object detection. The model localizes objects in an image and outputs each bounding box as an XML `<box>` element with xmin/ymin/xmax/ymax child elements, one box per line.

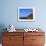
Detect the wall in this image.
<box><xmin>0</xmin><ymin>0</ymin><xmax>46</xmax><ymax>43</ymax></box>
<box><xmin>0</xmin><ymin>0</ymin><xmax>46</xmax><ymax>30</ymax></box>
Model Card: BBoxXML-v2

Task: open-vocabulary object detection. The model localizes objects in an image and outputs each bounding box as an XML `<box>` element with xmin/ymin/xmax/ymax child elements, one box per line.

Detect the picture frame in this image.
<box><xmin>17</xmin><ymin>7</ymin><xmax>35</xmax><ymax>21</ymax></box>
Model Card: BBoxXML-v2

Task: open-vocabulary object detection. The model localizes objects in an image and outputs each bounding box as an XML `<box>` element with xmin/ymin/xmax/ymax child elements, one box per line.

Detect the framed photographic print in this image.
<box><xmin>18</xmin><ymin>7</ymin><xmax>35</xmax><ymax>21</ymax></box>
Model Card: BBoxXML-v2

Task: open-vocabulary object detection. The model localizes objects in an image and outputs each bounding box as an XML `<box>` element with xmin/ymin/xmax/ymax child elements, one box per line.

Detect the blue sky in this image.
<box><xmin>20</xmin><ymin>9</ymin><xmax>33</xmax><ymax>17</ymax></box>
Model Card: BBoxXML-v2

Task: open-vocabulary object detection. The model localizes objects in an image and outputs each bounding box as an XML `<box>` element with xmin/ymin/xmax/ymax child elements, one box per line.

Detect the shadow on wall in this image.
<box><xmin>0</xmin><ymin>24</ymin><xmax>7</xmax><ymax>43</ymax></box>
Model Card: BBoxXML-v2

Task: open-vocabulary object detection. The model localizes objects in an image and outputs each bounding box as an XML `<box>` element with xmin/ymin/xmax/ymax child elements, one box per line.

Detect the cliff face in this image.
<box><xmin>27</xmin><ymin>13</ymin><xmax>33</xmax><ymax>19</ymax></box>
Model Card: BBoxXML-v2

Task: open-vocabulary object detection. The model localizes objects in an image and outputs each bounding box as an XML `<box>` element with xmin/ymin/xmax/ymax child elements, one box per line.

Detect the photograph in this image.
<box><xmin>18</xmin><ymin>7</ymin><xmax>35</xmax><ymax>21</ymax></box>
